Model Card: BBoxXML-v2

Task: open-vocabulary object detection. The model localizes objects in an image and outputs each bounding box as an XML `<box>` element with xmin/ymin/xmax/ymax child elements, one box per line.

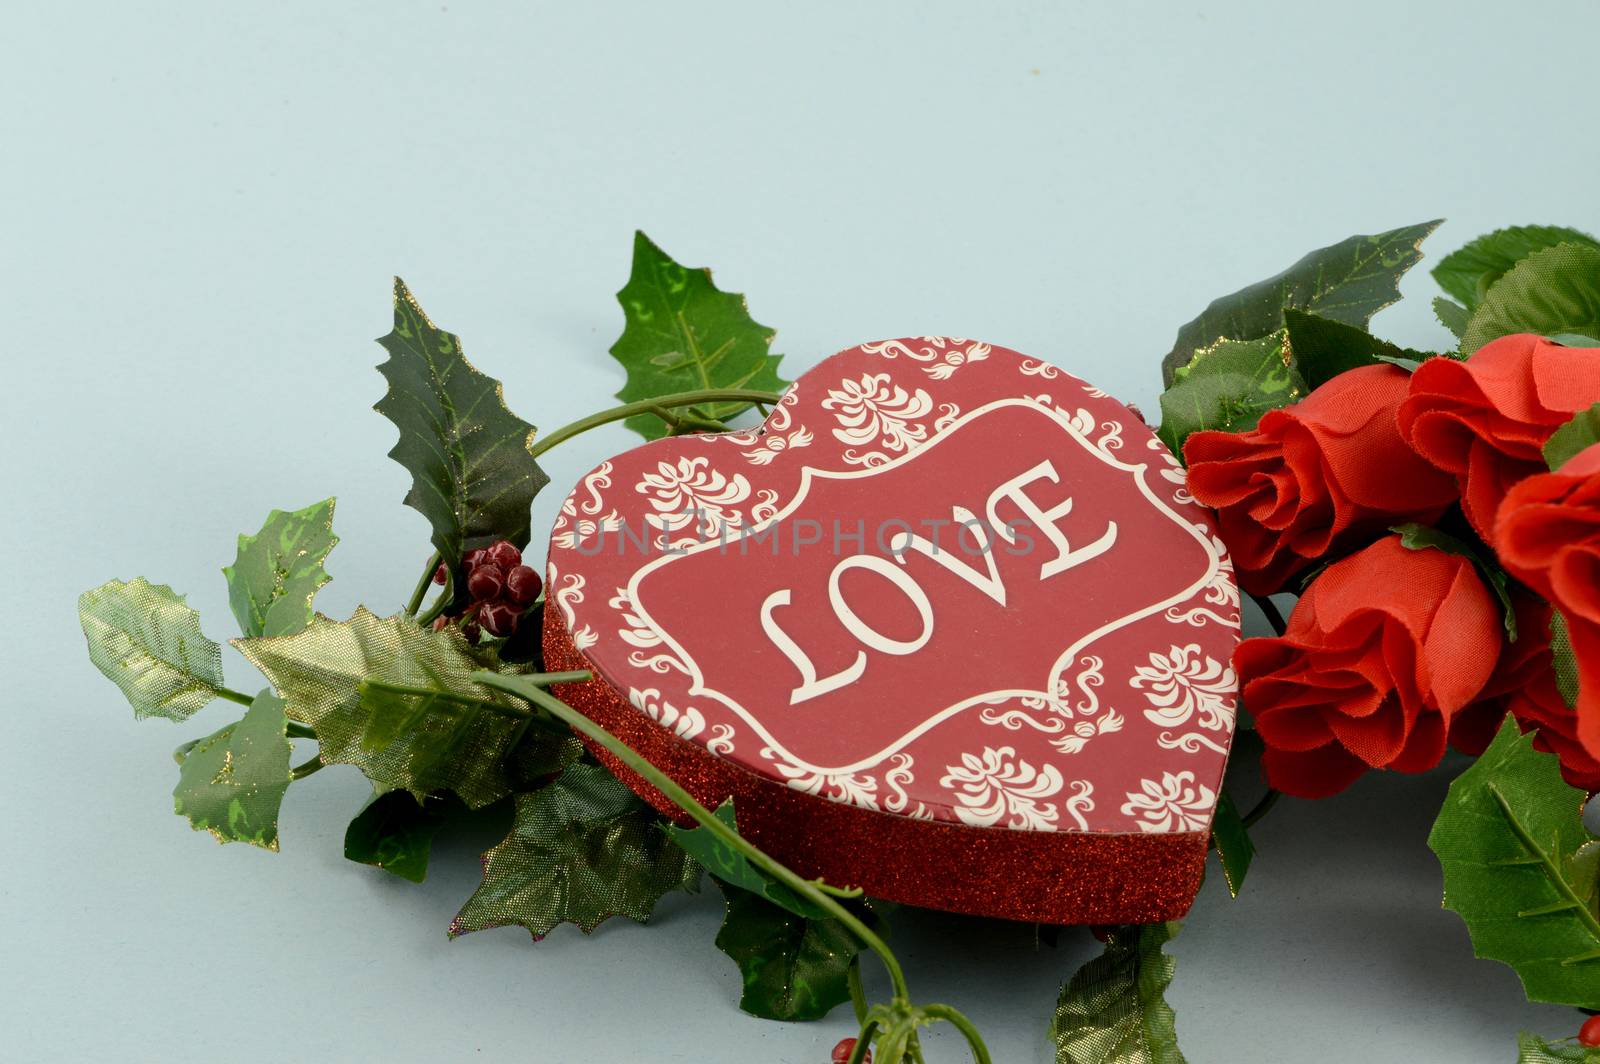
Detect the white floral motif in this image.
<box><xmin>1120</xmin><ymin>772</ymin><xmax>1216</xmax><ymax>833</ymax></box>
<box><xmin>1018</xmin><ymin>359</ymin><xmax>1061</xmax><ymax>379</ymax></box>
<box><xmin>822</xmin><ymin>373</ymin><xmax>934</xmax><ymax>467</ymax></box>
<box><xmin>628</xmin><ymin>687</ymin><xmax>705</xmax><ymax>740</ymax></box>
<box><xmin>705</xmin><ymin>724</ymin><xmax>736</xmax><ymax>756</ymax></box>
<box><xmin>861</xmin><ymin>337</ymin><xmax>992</xmax><ymax>380</ymax></box>
<box><xmin>609</xmin><ymin>587</ymin><xmax>687</xmax><ymax>675</ymax></box>
<box><xmin>743</xmin><ymin>426</ymin><xmax>813</xmax><ymax>465</ymax></box>
<box><xmin>1063</xmin><ymin>781</ymin><xmax>1095</xmax><ymax>831</ymax></box>
<box><xmin>1064</xmin><ymin>407</ymin><xmax>1125</xmax><ymax>462</ymax></box>
<box><xmin>635</xmin><ymin>456</ymin><xmax>753</xmax><ymax>544</ymax></box>
<box><xmin>1050</xmin><ymin>656</ymin><xmax>1124</xmax><ymax>754</ymax></box>
<box><xmin>1166</xmin><ymin>537</ymin><xmax>1240</xmax><ymax>629</ymax></box>
<box><xmin>1132</xmin><ymin>644</ymin><xmax>1237</xmax><ymax>732</ymax></box>
<box><xmin>939</xmin><ymin>746</ymin><xmax>1064</xmax><ymax>831</ymax></box>
<box><xmin>883</xmin><ymin>753</ymin><xmax>934</xmax><ymax>820</ymax></box>
<box><xmin>548</xmin><ymin>564</ymin><xmax>596</xmax><ymax>651</ymax></box>
<box><xmin>763</xmin><ymin>749</ymin><xmax>881</xmax><ymax>809</ymax></box>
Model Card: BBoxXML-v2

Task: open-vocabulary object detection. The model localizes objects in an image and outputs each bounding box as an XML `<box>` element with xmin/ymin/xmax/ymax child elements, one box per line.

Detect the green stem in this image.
<box><xmin>361</xmin><ymin>673</ymin><xmax>589</xmax><ymax>729</ymax></box>
<box><xmin>846</xmin><ymin>1021</ymin><xmax>879</xmax><ymax>1064</ymax></box>
<box><xmin>920</xmin><ymin>1004</ymin><xmax>993</xmax><ymax>1064</ymax></box>
<box><xmin>528</xmin><ymin>388</ymin><xmax>785</xmax><ymax>460</ymax></box>
<box><xmin>216</xmin><ymin>686</ymin><xmax>256</xmax><ymax>707</ymax></box>
<box><xmin>290</xmin><ymin>755</ymin><xmax>324</xmax><ymax>780</ymax></box>
<box><xmin>1242</xmin><ymin>788</ymin><xmax>1282</xmax><ymax>828</ymax></box>
<box><xmin>415</xmin><ymin>565</ymin><xmax>454</xmax><ymax>628</ymax></box>
<box><xmin>475</xmin><ymin>671</ymin><xmax>911</xmax><ymax>1003</ymax></box>
<box><xmin>287</xmin><ymin>722</ymin><xmax>316</xmax><ymax>741</ymax></box>
<box><xmin>405</xmin><ymin>551</ymin><xmax>442</xmax><ymax>617</ymax></box>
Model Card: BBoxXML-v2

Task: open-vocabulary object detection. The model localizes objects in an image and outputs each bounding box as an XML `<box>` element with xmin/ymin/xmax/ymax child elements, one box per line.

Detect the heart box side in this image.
<box><xmin>542</xmin><ymin>338</ymin><xmax>1241</xmax><ymax>923</ymax></box>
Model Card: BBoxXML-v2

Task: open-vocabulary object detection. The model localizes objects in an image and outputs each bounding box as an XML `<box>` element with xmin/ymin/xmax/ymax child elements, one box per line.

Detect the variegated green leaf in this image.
<box><xmin>1052</xmin><ymin>922</ymin><xmax>1188</xmax><ymax>1063</ymax></box>
<box><xmin>223</xmin><ymin>498</ymin><xmax>338</xmax><ymax>638</ymax></box>
<box><xmin>79</xmin><ymin>577</ymin><xmax>227</xmax><ymax>722</ymax></box>
<box><xmin>1433</xmin><ymin>225</ymin><xmax>1600</xmax><ymax>311</ymax></box>
<box><xmin>234</xmin><ymin>608</ymin><xmax>529</xmax><ymax>808</ymax></box>
<box><xmin>610</xmin><ymin>231</ymin><xmax>787</xmax><ymax>440</ymax></box>
<box><xmin>1157</xmin><ymin>333</ymin><xmax>1306</xmax><ymax>459</ymax></box>
<box><xmin>172</xmin><ymin>690</ymin><xmax>292</xmax><ymax>850</ymax></box>
<box><xmin>375</xmin><ymin>279</ymin><xmax>549</xmax><ymax>569</ymax></box>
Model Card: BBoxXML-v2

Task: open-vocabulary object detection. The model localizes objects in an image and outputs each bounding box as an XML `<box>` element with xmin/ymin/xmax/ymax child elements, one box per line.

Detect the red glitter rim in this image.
<box><xmin>543</xmin><ymin>604</ymin><xmax>1207</xmax><ymax>925</ymax></box>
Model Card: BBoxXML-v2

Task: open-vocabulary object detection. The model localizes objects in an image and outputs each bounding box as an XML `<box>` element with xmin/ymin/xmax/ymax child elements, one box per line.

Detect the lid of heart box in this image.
<box><xmin>546</xmin><ymin>338</ymin><xmax>1240</xmax><ymax>837</ymax></box>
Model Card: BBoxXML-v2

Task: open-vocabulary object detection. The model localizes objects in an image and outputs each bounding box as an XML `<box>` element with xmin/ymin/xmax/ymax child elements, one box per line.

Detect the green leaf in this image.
<box><xmin>1392</xmin><ymin>523</ymin><xmax>1518</xmax><ymax>640</ymax></box>
<box><xmin>1160</xmin><ymin>220</ymin><xmax>1441</xmax><ymax>386</ymax></box>
<box><xmin>1462</xmin><ymin>244</ymin><xmax>1600</xmax><ymax>356</ymax></box>
<box><xmin>343</xmin><ymin>789</ymin><xmax>452</xmax><ymax>882</ymax></box>
<box><xmin>1434</xmin><ymin>296</ymin><xmax>1471</xmax><ymax>339</ymax></box>
<box><xmin>1051</xmin><ymin>922</ymin><xmax>1188</xmax><ymax>1064</ymax></box>
<box><xmin>79</xmin><ymin>577</ymin><xmax>227</xmax><ymax>722</ymax></box>
<box><xmin>448</xmin><ymin>761</ymin><xmax>698</xmax><ymax>940</ymax></box>
<box><xmin>1157</xmin><ymin>334</ymin><xmax>1306</xmax><ymax>459</ymax></box>
<box><xmin>223</xmin><ymin>498</ymin><xmax>338</xmax><ymax>639</ymax></box>
<box><xmin>610</xmin><ymin>231</ymin><xmax>788</xmax><ymax>439</ymax></box>
<box><xmin>172</xmin><ymin>690</ymin><xmax>292</xmax><ymax>850</ymax></box>
<box><xmin>1433</xmin><ymin>225</ymin><xmax>1600</xmax><ymax>311</ymax></box>
<box><xmin>234</xmin><ymin>608</ymin><xmax>531</xmax><ymax>808</ymax></box>
<box><xmin>375</xmin><ymin>279</ymin><xmax>549</xmax><ymax>569</ymax></box>
<box><xmin>1546</xmin><ymin>404</ymin><xmax>1600</xmax><ymax>471</ymax></box>
<box><xmin>1518</xmin><ymin>1032</ymin><xmax>1600</xmax><ymax>1063</ymax></box>
<box><xmin>1552</xmin><ymin>610</ymin><xmax>1581</xmax><ymax>708</ymax></box>
<box><xmin>668</xmin><ymin>800</ymin><xmax>831</xmax><ymax>919</ymax></box>
<box><xmin>1209</xmin><ymin>791</ymin><xmax>1254</xmax><ymax>897</ymax></box>
<box><xmin>1281</xmin><ymin>308</ymin><xmax>1431</xmax><ymax>389</ymax></box>
<box><xmin>713</xmin><ymin>882</ymin><xmax>862</xmax><ymax>1022</ymax></box>
<box><xmin>1550</xmin><ymin>334</ymin><xmax>1600</xmax><ymax>348</ymax></box>
<box><xmin>1428</xmin><ymin>717</ymin><xmax>1600</xmax><ymax>1008</ymax></box>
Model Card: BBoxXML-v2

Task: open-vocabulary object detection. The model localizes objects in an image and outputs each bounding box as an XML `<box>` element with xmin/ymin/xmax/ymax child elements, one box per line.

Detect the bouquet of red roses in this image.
<box><xmin>1158</xmin><ymin>224</ymin><xmax>1600</xmax><ymax>1052</ymax></box>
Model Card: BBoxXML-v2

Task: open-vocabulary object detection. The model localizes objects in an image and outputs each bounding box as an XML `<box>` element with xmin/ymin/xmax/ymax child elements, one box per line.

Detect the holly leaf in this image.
<box><xmin>449</xmin><ymin>761</ymin><xmax>698</xmax><ymax>940</ymax></box>
<box><xmin>223</xmin><ymin>498</ymin><xmax>338</xmax><ymax>639</ymax></box>
<box><xmin>79</xmin><ymin>577</ymin><xmax>227</xmax><ymax>722</ymax></box>
<box><xmin>1435</xmin><ymin>297</ymin><xmax>1471</xmax><ymax>339</ymax></box>
<box><xmin>668</xmin><ymin>800</ymin><xmax>832</xmax><ymax>919</ymax></box>
<box><xmin>1209</xmin><ymin>791</ymin><xmax>1254</xmax><ymax>897</ymax></box>
<box><xmin>1433</xmin><ymin>225</ymin><xmax>1600</xmax><ymax>311</ymax></box>
<box><xmin>234</xmin><ymin>608</ymin><xmax>530</xmax><ymax>808</ymax></box>
<box><xmin>1546</xmin><ymin>404</ymin><xmax>1600</xmax><ymax>471</ymax></box>
<box><xmin>1518</xmin><ymin>1033</ymin><xmax>1600</xmax><ymax>1063</ymax></box>
<box><xmin>375</xmin><ymin>279</ymin><xmax>549</xmax><ymax>569</ymax></box>
<box><xmin>344</xmin><ymin>789</ymin><xmax>452</xmax><ymax>883</ymax></box>
<box><xmin>1051</xmin><ymin>922</ymin><xmax>1188</xmax><ymax>1064</ymax></box>
<box><xmin>1160</xmin><ymin>220</ymin><xmax>1441</xmax><ymax>386</ymax></box>
<box><xmin>1282</xmin><ymin>308</ymin><xmax>1432</xmax><ymax>389</ymax></box>
<box><xmin>610</xmin><ymin>231</ymin><xmax>787</xmax><ymax>440</ymax></box>
<box><xmin>171</xmin><ymin>689</ymin><xmax>292</xmax><ymax>850</ymax></box>
<box><xmin>1392</xmin><ymin>523</ymin><xmax>1518</xmax><ymax>640</ymax></box>
<box><xmin>713</xmin><ymin>881</ymin><xmax>863</xmax><ymax>1021</ymax></box>
<box><xmin>1462</xmin><ymin>244</ymin><xmax>1600</xmax><ymax>356</ymax></box>
<box><xmin>1428</xmin><ymin>717</ymin><xmax>1600</xmax><ymax>1008</ymax></box>
<box><xmin>1156</xmin><ymin>334</ymin><xmax>1305</xmax><ymax>459</ymax></box>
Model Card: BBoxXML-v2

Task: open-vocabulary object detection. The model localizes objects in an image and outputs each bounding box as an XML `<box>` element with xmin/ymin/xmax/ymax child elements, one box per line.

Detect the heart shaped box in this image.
<box><xmin>542</xmin><ymin>338</ymin><xmax>1241</xmax><ymax>924</ymax></box>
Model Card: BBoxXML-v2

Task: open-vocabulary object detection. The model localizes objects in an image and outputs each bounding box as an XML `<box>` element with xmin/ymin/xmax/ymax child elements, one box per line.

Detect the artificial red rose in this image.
<box><xmin>1235</xmin><ymin>535</ymin><xmax>1500</xmax><ymax>798</ymax></box>
<box><xmin>1447</xmin><ymin>591</ymin><xmax>1600</xmax><ymax>791</ymax></box>
<box><xmin>1183</xmin><ymin>364</ymin><xmax>1457</xmax><ymax>595</ymax></box>
<box><xmin>1397</xmin><ymin>334</ymin><xmax>1600</xmax><ymax>538</ymax></box>
<box><xmin>1494</xmin><ymin>442</ymin><xmax>1600</xmax><ymax>761</ymax></box>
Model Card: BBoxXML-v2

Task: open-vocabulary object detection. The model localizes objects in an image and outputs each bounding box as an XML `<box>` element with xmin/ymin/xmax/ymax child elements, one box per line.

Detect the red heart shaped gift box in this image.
<box><xmin>542</xmin><ymin>338</ymin><xmax>1240</xmax><ymax>924</ymax></box>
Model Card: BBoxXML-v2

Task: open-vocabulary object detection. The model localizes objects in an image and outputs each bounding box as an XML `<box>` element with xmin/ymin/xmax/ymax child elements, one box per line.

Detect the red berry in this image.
<box><xmin>467</xmin><ymin>564</ymin><xmax>506</xmax><ymax>602</ymax></box>
<box><xmin>1090</xmin><ymin>925</ymin><xmax>1114</xmax><ymax>942</ymax></box>
<box><xmin>463</xmin><ymin>547</ymin><xmax>490</xmax><ymax>573</ymax></box>
<box><xmin>480</xmin><ymin>601</ymin><xmax>520</xmax><ymax>638</ymax></box>
<box><xmin>1580</xmin><ymin>1015</ymin><xmax>1600</xmax><ymax>1047</ymax></box>
<box><xmin>431</xmin><ymin>615</ymin><xmax>449</xmax><ymax>631</ymax></box>
<box><xmin>432</xmin><ymin>562</ymin><xmax>448</xmax><ymax>585</ymax></box>
<box><xmin>487</xmin><ymin>540</ymin><xmax>522</xmax><ymax>571</ymax></box>
<box><xmin>506</xmin><ymin>564</ymin><xmax>542</xmax><ymax>605</ymax></box>
<box><xmin>461</xmin><ymin>618</ymin><xmax>481</xmax><ymax>641</ymax></box>
<box><xmin>831</xmin><ymin>1038</ymin><xmax>869</xmax><ymax>1063</ymax></box>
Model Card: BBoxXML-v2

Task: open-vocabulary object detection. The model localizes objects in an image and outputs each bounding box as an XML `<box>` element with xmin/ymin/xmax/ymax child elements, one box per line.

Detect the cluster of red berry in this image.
<box><xmin>430</xmin><ymin>539</ymin><xmax>542</xmax><ymax>640</ymax></box>
<box><xmin>831</xmin><ymin>1038</ymin><xmax>868</xmax><ymax>1063</ymax></box>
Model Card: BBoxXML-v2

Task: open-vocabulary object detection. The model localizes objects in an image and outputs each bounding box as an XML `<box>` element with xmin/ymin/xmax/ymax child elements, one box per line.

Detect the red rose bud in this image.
<box><xmin>1494</xmin><ymin>442</ymin><xmax>1600</xmax><ymax>761</ymax></box>
<box><xmin>1398</xmin><ymin>334</ymin><xmax>1600</xmax><ymax>538</ymax></box>
<box><xmin>487</xmin><ymin>539</ymin><xmax>522</xmax><ymax>571</ymax></box>
<box><xmin>480</xmin><ymin>601</ymin><xmax>521</xmax><ymax>638</ymax></box>
<box><xmin>1235</xmin><ymin>535</ymin><xmax>1501</xmax><ymax>798</ymax></box>
<box><xmin>505</xmin><ymin>564</ymin><xmax>542</xmax><ymax>605</ymax></box>
<box><xmin>463</xmin><ymin>547</ymin><xmax>490</xmax><ymax>574</ymax></box>
<box><xmin>467</xmin><ymin>564</ymin><xmax>506</xmax><ymax>602</ymax></box>
<box><xmin>1184</xmin><ymin>364</ymin><xmax>1458</xmax><ymax>595</ymax></box>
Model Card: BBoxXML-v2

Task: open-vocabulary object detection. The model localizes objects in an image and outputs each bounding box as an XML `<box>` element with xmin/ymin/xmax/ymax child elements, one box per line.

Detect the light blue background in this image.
<box><xmin>5</xmin><ymin>2</ymin><xmax>1597</xmax><ymax>1061</ymax></box>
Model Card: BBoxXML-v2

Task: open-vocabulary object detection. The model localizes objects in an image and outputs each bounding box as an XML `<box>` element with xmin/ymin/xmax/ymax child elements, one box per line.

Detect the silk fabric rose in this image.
<box><xmin>1235</xmin><ymin>535</ymin><xmax>1501</xmax><ymax>798</ymax></box>
<box><xmin>1184</xmin><ymin>364</ymin><xmax>1457</xmax><ymax>595</ymax></box>
<box><xmin>1494</xmin><ymin>442</ymin><xmax>1600</xmax><ymax>762</ymax></box>
<box><xmin>1398</xmin><ymin>334</ymin><xmax>1600</xmax><ymax>538</ymax></box>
